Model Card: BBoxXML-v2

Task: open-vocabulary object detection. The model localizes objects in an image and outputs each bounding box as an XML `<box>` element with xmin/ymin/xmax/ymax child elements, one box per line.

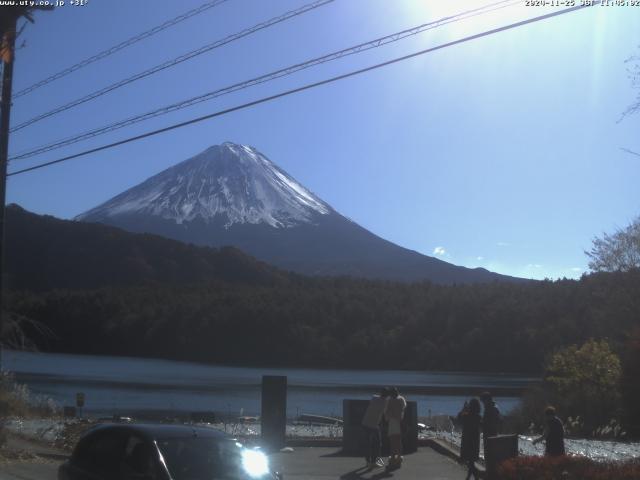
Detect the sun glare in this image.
<box><xmin>401</xmin><ymin>0</ymin><xmax>547</xmax><ymax>39</ymax></box>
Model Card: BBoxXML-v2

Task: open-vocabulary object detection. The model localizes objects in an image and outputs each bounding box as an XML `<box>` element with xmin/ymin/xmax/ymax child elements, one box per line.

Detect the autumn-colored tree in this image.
<box><xmin>545</xmin><ymin>339</ymin><xmax>622</xmax><ymax>432</ymax></box>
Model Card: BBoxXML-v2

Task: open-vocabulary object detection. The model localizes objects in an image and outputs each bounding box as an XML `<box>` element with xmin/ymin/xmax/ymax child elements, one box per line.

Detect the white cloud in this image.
<box><xmin>527</xmin><ymin>264</ymin><xmax>543</xmax><ymax>268</ymax></box>
<box><xmin>433</xmin><ymin>246</ymin><xmax>446</xmax><ymax>256</ymax></box>
<box><xmin>497</xmin><ymin>242</ymin><xmax>510</xmax><ymax>247</ymax></box>
<box><xmin>476</xmin><ymin>256</ymin><xmax>484</xmax><ymax>261</ymax></box>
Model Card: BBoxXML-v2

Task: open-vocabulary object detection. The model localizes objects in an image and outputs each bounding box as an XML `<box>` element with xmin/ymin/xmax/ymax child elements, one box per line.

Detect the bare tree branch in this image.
<box><xmin>619</xmin><ymin>45</ymin><xmax>640</xmax><ymax>122</ymax></box>
<box><xmin>586</xmin><ymin>217</ymin><xmax>640</xmax><ymax>272</ymax></box>
<box><xmin>0</xmin><ymin>312</ymin><xmax>54</xmax><ymax>351</ymax></box>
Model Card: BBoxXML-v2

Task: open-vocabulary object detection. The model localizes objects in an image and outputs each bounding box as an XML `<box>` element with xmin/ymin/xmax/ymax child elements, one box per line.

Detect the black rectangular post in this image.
<box><xmin>261</xmin><ymin>375</ymin><xmax>287</xmax><ymax>450</ymax></box>
<box><xmin>401</xmin><ymin>401</ymin><xmax>418</xmax><ymax>454</ymax></box>
<box><xmin>342</xmin><ymin>399</ymin><xmax>369</xmax><ymax>455</ymax></box>
<box><xmin>485</xmin><ymin>434</ymin><xmax>519</xmax><ymax>479</ymax></box>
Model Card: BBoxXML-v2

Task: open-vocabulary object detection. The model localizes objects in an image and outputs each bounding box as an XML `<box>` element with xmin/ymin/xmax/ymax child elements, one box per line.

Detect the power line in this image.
<box><xmin>10</xmin><ymin>0</ymin><xmax>520</xmax><ymax>161</ymax></box>
<box><xmin>10</xmin><ymin>0</ymin><xmax>335</xmax><ymax>133</ymax></box>
<box><xmin>620</xmin><ymin>147</ymin><xmax>640</xmax><ymax>158</ymax></box>
<box><xmin>12</xmin><ymin>0</ymin><xmax>230</xmax><ymax>99</ymax></box>
<box><xmin>7</xmin><ymin>2</ymin><xmax>596</xmax><ymax>177</ymax></box>
<box><xmin>7</xmin><ymin>3</ymin><xmax>599</xmax><ymax>176</ymax></box>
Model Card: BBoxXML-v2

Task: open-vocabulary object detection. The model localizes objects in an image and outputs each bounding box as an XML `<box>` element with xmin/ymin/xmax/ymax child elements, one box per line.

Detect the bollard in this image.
<box><xmin>261</xmin><ymin>376</ymin><xmax>287</xmax><ymax>450</ymax></box>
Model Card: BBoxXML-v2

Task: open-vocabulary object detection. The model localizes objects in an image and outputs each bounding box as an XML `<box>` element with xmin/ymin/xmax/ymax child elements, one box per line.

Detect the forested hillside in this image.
<box><xmin>6</xmin><ymin>271</ymin><xmax>639</xmax><ymax>373</ymax></box>
<box><xmin>4</xmin><ymin>204</ymin><xmax>287</xmax><ymax>290</ymax></box>
<box><xmin>4</xmin><ymin>205</ymin><xmax>639</xmax><ymax>373</ymax></box>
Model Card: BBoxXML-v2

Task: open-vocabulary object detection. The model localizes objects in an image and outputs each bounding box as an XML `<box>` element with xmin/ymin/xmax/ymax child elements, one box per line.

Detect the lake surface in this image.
<box><xmin>2</xmin><ymin>349</ymin><xmax>537</xmax><ymax>418</ymax></box>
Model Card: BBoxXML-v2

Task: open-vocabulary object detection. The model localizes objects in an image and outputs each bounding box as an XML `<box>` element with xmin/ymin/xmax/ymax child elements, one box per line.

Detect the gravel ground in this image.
<box><xmin>6</xmin><ymin>416</ymin><xmax>640</xmax><ymax>462</ymax></box>
<box><xmin>428</xmin><ymin>429</ymin><xmax>640</xmax><ymax>462</ymax></box>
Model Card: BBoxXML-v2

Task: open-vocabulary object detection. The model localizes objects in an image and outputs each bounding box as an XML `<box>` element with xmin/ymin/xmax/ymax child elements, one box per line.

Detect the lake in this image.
<box><xmin>2</xmin><ymin>349</ymin><xmax>537</xmax><ymax>418</ymax></box>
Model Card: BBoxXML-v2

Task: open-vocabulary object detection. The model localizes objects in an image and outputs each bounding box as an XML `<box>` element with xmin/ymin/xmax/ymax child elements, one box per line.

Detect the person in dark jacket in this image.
<box><xmin>533</xmin><ymin>406</ymin><xmax>565</xmax><ymax>456</ymax></box>
<box><xmin>480</xmin><ymin>391</ymin><xmax>501</xmax><ymax>450</ymax></box>
<box><xmin>457</xmin><ymin>398</ymin><xmax>481</xmax><ymax>480</ymax></box>
<box><xmin>385</xmin><ymin>387</ymin><xmax>407</xmax><ymax>469</ymax></box>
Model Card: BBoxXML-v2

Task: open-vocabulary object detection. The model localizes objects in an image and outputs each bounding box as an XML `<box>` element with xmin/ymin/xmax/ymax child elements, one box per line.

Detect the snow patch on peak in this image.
<box><xmin>77</xmin><ymin>143</ymin><xmax>332</xmax><ymax>229</ymax></box>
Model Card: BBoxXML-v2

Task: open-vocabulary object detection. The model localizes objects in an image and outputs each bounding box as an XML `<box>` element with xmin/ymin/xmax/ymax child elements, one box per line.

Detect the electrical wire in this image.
<box><xmin>7</xmin><ymin>2</ymin><xmax>597</xmax><ymax>177</ymax></box>
<box><xmin>9</xmin><ymin>0</ymin><xmax>335</xmax><ymax>133</ymax></box>
<box><xmin>9</xmin><ymin>0</ymin><xmax>519</xmax><ymax>161</ymax></box>
<box><xmin>12</xmin><ymin>0</ymin><xmax>230</xmax><ymax>99</ymax></box>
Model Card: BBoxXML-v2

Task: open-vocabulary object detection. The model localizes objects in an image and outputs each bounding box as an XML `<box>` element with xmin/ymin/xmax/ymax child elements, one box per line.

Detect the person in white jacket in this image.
<box><xmin>361</xmin><ymin>387</ymin><xmax>390</xmax><ymax>468</ymax></box>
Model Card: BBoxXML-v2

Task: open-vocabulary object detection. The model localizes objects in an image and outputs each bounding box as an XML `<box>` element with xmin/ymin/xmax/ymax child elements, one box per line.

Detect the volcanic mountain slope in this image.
<box><xmin>4</xmin><ymin>204</ymin><xmax>285</xmax><ymax>292</ymax></box>
<box><xmin>77</xmin><ymin>142</ymin><xmax>522</xmax><ymax>284</ymax></box>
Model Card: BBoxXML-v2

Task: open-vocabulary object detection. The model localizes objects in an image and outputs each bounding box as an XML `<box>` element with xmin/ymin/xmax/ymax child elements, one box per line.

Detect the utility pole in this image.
<box><xmin>0</xmin><ymin>6</ymin><xmax>52</xmax><ymax>372</ymax></box>
<box><xmin>0</xmin><ymin>12</ymin><xmax>18</xmax><ymax>373</ymax></box>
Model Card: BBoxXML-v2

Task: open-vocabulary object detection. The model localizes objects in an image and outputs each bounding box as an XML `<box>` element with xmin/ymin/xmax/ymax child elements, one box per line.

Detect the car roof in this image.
<box><xmin>81</xmin><ymin>423</ymin><xmax>233</xmax><ymax>442</ymax></box>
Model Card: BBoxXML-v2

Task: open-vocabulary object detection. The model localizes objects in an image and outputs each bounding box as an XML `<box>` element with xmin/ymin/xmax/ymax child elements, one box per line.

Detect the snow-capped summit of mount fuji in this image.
<box><xmin>77</xmin><ymin>142</ymin><xmax>525</xmax><ymax>284</ymax></box>
<box><xmin>77</xmin><ymin>142</ymin><xmax>330</xmax><ymax>228</ymax></box>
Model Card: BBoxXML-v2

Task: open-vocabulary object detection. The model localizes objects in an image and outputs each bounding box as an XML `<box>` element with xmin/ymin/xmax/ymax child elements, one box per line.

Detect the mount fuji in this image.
<box><xmin>77</xmin><ymin>142</ymin><xmax>520</xmax><ymax>284</ymax></box>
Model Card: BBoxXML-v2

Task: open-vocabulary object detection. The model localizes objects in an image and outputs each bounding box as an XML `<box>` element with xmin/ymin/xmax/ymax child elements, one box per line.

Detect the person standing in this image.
<box><xmin>533</xmin><ymin>406</ymin><xmax>565</xmax><ymax>456</ymax></box>
<box><xmin>480</xmin><ymin>391</ymin><xmax>501</xmax><ymax>450</ymax></box>
<box><xmin>457</xmin><ymin>398</ymin><xmax>482</xmax><ymax>480</ymax></box>
<box><xmin>361</xmin><ymin>387</ymin><xmax>390</xmax><ymax>469</ymax></box>
<box><xmin>385</xmin><ymin>387</ymin><xmax>407</xmax><ymax>469</ymax></box>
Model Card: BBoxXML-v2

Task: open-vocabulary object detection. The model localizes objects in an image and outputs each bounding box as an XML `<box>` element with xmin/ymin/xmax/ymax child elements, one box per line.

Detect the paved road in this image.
<box><xmin>0</xmin><ymin>458</ymin><xmax>58</xmax><ymax>480</ymax></box>
<box><xmin>1</xmin><ymin>433</ymin><xmax>65</xmax><ymax>480</ymax></box>
<box><xmin>270</xmin><ymin>447</ymin><xmax>467</xmax><ymax>480</ymax></box>
<box><xmin>0</xmin><ymin>447</ymin><xmax>468</xmax><ymax>480</ymax></box>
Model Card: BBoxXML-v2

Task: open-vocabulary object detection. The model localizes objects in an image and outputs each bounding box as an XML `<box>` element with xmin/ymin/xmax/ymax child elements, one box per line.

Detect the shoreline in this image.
<box><xmin>10</xmin><ymin>372</ymin><xmax>532</xmax><ymax>397</ymax></box>
<box><xmin>3</xmin><ymin>348</ymin><xmax>542</xmax><ymax>380</ymax></box>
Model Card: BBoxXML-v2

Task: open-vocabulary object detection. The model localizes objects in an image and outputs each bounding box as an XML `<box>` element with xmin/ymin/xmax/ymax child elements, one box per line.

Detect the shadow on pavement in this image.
<box><xmin>340</xmin><ymin>466</ymin><xmax>395</xmax><ymax>480</ymax></box>
<box><xmin>320</xmin><ymin>449</ymin><xmax>356</xmax><ymax>458</ymax></box>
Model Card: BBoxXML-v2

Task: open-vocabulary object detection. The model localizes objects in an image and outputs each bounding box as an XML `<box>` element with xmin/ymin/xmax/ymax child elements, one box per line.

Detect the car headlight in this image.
<box><xmin>241</xmin><ymin>449</ymin><xmax>270</xmax><ymax>478</ymax></box>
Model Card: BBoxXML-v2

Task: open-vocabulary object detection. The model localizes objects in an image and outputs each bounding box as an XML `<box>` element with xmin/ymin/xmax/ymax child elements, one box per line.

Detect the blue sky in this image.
<box><xmin>5</xmin><ymin>0</ymin><xmax>640</xmax><ymax>280</ymax></box>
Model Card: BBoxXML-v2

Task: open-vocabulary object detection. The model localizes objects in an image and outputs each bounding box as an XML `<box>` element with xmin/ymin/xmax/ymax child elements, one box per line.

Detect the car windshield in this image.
<box><xmin>156</xmin><ymin>437</ymin><xmax>252</xmax><ymax>480</ymax></box>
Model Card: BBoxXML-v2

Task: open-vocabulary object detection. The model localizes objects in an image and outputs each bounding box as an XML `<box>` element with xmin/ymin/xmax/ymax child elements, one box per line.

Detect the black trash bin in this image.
<box><xmin>485</xmin><ymin>434</ymin><xmax>518</xmax><ymax>479</ymax></box>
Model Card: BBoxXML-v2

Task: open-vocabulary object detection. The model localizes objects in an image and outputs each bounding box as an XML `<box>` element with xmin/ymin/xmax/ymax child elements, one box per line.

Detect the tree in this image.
<box><xmin>545</xmin><ymin>339</ymin><xmax>622</xmax><ymax>431</ymax></box>
<box><xmin>586</xmin><ymin>216</ymin><xmax>640</xmax><ymax>272</ymax></box>
<box><xmin>621</xmin><ymin>45</ymin><xmax>640</xmax><ymax>119</ymax></box>
<box><xmin>621</xmin><ymin>329</ymin><xmax>640</xmax><ymax>437</ymax></box>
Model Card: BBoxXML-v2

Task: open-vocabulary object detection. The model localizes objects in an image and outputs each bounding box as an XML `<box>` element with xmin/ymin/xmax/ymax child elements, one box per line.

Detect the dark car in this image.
<box><xmin>58</xmin><ymin>423</ymin><xmax>281</xmax><ymax>480</ymax></box>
